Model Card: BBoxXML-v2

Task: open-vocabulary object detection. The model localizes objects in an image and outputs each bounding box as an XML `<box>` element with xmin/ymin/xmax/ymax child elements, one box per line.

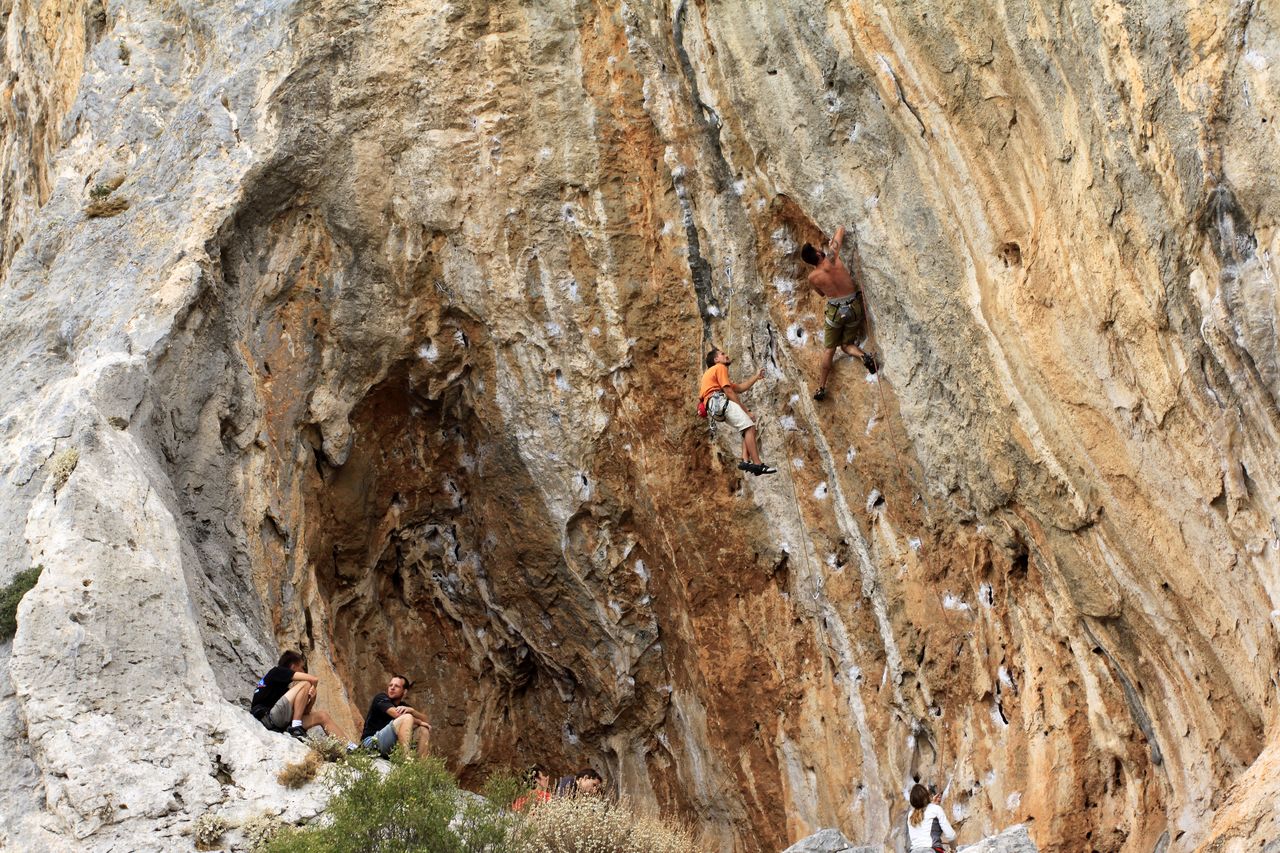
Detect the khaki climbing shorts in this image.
<box><xmin>722</xmin><ymin>400</ymin><xmax>754</xmax><ymax>433</ymax></box>
<box><xmin>263</xmin><ymin>694</ymin><xmax>292</xmax><ymax>731</ymax></box>
<box><xmin>823</xmin><ymin>294</ymin><xmax>864</xmax><ymax>349</ymax></box>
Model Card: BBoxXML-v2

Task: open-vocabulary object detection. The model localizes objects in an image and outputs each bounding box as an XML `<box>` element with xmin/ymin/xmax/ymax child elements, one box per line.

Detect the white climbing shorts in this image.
<box><xmin>722</xmin><ymin>400</ymin><xmax>754</xmax><ymax>433</ymax></box>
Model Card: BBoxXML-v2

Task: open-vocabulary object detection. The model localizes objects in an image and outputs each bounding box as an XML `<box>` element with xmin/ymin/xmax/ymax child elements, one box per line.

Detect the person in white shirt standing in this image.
<box><xmin>907</xmin><ymin>782</ymin><xmax>957</xmax><ymax>852</ymax></box>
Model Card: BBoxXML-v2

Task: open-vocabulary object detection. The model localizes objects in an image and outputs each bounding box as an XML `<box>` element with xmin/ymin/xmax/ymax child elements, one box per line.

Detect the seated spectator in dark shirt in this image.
<box><xmin>556</xmin><ymin>767</ymin><xmax>604</xmax><ymax>797</ymax></box>
<box><xmin>360</xmin><ymin>674</ymin><xmax>432</xmax><ymax>758</ymax></box>
<box><xmin>250</xmin><ymin>650</ymin><xmax>347</xmax><ymax>741</ymax></box>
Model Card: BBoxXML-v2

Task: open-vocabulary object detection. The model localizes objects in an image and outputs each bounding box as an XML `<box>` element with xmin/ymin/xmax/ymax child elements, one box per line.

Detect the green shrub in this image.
<box><xmin>480</xmin><ymin>767</ymin><xmax>526</xmax><ymax>810</ymax></box>
<box><xmin>0</xmin><ymin>566</ymin><xmax>42</xmax><ymax>641</ymax></box>
<box><xmin>263</xmin><ymin>753</ymin><xmax>519</xmax><ymax>853</ymax></box>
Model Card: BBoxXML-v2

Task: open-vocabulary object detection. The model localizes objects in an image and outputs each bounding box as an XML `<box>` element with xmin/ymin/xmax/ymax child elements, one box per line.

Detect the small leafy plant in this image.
<box><xmin>0</xmin><ymin>566</ymin><xmax>42</xmax><ymax>641</ymax></box>
<box><xmin>49</xmin><ymin>448</ymin><xmax>79</xmax><ymax>490</ymax></box>
<box><xmin>479</xmin><ymin>767</ymin><xmax>526</xmax><ymax>810</ymax></box>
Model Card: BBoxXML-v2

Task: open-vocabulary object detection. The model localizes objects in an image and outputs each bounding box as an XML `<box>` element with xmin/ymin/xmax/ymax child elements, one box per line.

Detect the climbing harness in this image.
<box><xmin>705</xmin><ymin>390</ymin><xmax>729</xmax><ymax>421</ymax></box>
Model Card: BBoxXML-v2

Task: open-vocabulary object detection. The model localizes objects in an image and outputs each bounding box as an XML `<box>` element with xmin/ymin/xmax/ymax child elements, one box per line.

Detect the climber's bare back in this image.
<box><xmin>807</xmin><ymin>257</ymin><xmax>857</xmax><ymax>300</ymax></box>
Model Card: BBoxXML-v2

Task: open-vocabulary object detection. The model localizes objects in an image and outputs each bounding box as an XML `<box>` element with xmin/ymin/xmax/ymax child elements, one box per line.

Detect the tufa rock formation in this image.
<box><xmin>0</xmin><ymin>0</ymin><xmax>1277</xmax><ymax>851</ymax></box>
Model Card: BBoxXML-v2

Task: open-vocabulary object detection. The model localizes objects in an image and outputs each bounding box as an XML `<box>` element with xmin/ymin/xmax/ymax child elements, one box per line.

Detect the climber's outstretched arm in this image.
<box><xmin>826</xmin><ymin>225</ymin><xmax>846</xmax><ymax>257</ymax></box>
<box><xmin>731</xmin><ymin>368</ymin><xmax>764</xmax><ymax>394</ymax></box>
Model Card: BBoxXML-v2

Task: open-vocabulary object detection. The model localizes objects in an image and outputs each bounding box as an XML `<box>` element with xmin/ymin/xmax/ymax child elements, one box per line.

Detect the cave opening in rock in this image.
<box><xmin>297</xmin><ymin>356</ymin><xmax>585</xmax><ymax>782</ymax></box>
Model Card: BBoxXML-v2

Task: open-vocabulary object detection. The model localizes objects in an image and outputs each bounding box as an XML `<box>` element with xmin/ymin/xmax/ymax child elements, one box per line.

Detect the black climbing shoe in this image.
<box><xmin>287</xmin><ymin>725</ymin><xmax>307</xmax><ymax>740</ymax></box>
<box><xmin>862</xmin><ymin>352</ymin><xmax>879</xmax><ymax>374</ymax></box>
<box><xmin>753</xmin><ymin>464</ymin><xmax>778</xmax><ymax>476</ymax></box>
<box><xmin>813</xmin><ymin>387</ymin><xmax>827</xmax><ymax>401</ymax></box>
<box><xmin>737</xmin><ymin>461</ymin><xmax>757</xmax><ymax>473</ymax></box>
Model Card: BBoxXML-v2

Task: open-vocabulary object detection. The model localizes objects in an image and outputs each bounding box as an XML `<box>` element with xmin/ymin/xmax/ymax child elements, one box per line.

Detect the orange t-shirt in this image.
<box><xmin>513</xmin><ymin>789</ymin><xmax>552</xmax><ymax>812</ymax></box>
<box><xmin>699</xmin><ymin>364</ymin><xmax>730</xmax><ymax>404</ymax></box>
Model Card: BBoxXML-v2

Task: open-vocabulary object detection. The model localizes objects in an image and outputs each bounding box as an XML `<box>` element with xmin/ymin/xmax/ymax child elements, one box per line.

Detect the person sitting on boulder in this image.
<box><xmin>556</xmin><ymin>767</ymin><xmax>604</xmax><ymax>797</ymax></box>
<box><xmin>250</xmin><ymin>650</ymin><xmax>347</xmax><ymax>741</ymax></box>
<box><xmin>801</xmin><ymin>225</ymin><xmax>878</xmax><ymax>401</ymax></box>
<box><xmin>907</xmin><ymin>782</ymin><xmax>956</xmax><ymax>853</ymax></box>
<box><xmin>360</xmin><ymin>674</ymin><xmax>433</xmax><ymax>759</ymax></box>
<box><xmin>698</xmin><ymin>348</ymin><xmax>776</xmax><ymax>476</ymax></box>
<box><xmin>512</xmin><ymin>763</ymin><xmax>554</xmax><ymax>812</ymax></box>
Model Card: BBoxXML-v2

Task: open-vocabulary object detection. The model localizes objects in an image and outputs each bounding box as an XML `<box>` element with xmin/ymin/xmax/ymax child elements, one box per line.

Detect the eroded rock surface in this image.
<box><xmin>0</xmin><ymin>1</ymin><xmax>1278</xmax><ymax>851</ymax></box>
<box><xmin>781</xmin><ymin>827</ymin><xmax>876</xmax><ymax>853</ymax></box>
<box><xmin>960</xmin><ymin>825</ymin><xmax>1039</xmax><ymax>853</ymax></box>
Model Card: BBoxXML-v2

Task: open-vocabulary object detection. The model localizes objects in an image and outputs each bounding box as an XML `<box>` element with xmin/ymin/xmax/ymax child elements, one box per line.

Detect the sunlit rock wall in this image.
<box><xmin>0</xmin><ymin>1</ymin><xmax>1277</xmax><ymax>851</ymax></box>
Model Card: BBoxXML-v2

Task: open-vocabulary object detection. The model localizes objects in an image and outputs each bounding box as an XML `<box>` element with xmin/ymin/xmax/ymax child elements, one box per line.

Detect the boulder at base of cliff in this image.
<box><xmin>959</xmin><ymin>825</ymin><xmax>1039</xmax><ymax>852</ymax></box>
<box><xmin>780</xmin><ymin>828</ymin><xmax>878</xmax><ymax>853</ymax></box>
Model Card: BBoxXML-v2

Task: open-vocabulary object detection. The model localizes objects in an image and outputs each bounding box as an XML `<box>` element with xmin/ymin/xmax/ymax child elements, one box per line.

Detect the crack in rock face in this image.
<box><xmin>0</xmin><ymin>0</ymin><xmax>1279</xmax><ymax>851</ymax></box>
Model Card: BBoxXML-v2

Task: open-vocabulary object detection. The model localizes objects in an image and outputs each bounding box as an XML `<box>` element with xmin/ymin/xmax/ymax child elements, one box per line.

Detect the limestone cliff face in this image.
<box><xmin>0</xmin><ymin>1</ymin><xmax>1277</xmax><ymax>851</ymax></box>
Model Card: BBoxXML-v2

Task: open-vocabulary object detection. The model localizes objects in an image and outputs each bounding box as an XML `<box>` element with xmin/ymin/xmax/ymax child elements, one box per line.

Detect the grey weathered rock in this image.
<box><xmin>0</xmin><ymin>0</ymin><xmax>1276</xmax><ymax>852</ymax></box>
<box><xmin>959</xmin><ymin>825</ymin><xmax>1038</xmax><ymax>853</ymax></box>
<box><xmin>781</xmin><ymin>827</ymin><xmax>877</xmax><ymax>852</ymax></box>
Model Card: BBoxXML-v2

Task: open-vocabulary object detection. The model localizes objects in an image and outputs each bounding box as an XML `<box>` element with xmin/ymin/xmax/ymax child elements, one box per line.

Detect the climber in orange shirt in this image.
<box><xmin>698</xmin><ymin>348</ymin><xmax>776</xmax><ymax>475</ymax></box>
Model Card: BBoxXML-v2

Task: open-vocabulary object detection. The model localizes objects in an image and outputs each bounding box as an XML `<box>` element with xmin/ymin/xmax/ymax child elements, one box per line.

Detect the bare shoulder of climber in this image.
<box><xmin>801</xmin><ymin>225</ymin><xmax>879</xmax><ymax>401</ymax></box>
<box><xmin>697</xmin><ymin>348</ymin><xmax>777</xmax><ymax>476</ymax></box>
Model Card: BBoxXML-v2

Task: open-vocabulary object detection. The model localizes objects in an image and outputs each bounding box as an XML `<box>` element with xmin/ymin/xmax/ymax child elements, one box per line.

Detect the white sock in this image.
<box><xmin>292</xmin><ymin>719</ymin><xmax>303</xmax><ymax>728</ymax></box>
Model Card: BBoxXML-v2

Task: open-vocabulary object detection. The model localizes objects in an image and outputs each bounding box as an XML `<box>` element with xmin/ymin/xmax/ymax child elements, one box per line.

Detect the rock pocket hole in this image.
<box><xmin>999</xmin><ymin>242</ymin><xmax>1022</xmax><ymax>267</ymax></box>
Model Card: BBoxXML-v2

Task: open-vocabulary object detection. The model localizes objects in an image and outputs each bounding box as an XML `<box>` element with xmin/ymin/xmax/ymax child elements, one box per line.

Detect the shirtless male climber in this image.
<box><xmin>698</xmin><ymin>348</ymin><xmax>777</xmax><ymax>476</ymax></box>
<box><xmin>801</xmin><ymin>225</ymin><xmax>879</xmax><ymax>400</ymax></box>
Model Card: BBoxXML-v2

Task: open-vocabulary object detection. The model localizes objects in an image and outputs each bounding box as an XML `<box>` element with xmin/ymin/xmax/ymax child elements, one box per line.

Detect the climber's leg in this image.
<box><xmin>302</xmin><ymin>707</ymin><xmax>347</xmax><ymax>741</ymax></box>
<box><xmin>815</xmin><ymin>347</ymin><xmax>836</xmax><ymax>399</ymax></box>
<box><xmin>286</xmin><ymin>680</ymin><xmax>313</xmax><ymax>723</ymax></box>
<box><xmin>392</xmin><ymin>713</ymin><xmax>417</xmax><ymax>751</ymax></box>
<box><xmin>723</xmin><ymin>402</ymin><xmax>756</xmax><ymax>464</ymax></box>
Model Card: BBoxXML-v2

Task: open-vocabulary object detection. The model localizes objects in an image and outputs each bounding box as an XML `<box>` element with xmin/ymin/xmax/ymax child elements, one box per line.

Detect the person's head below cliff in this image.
<box><xmin>574</xmin><ymin>767</ymin><xmax>603</xmax><ymax>796</ymax></box>
<box><xmin>525</xmin><ymin>763</ymin><xmax>551</xmax><ymax>791</ymax></box>
<box><xmin>705</xmin><ymin>348</ymin><xmax>728</xmax><ymax>369</ymax></box>
<box><xmin>800</xmin><ymin>242</ymin><xmax>825</xmax><ymax>266</ymax></box>
<box><xmin>908</xmin><ymin>783</ymin><xmax>931</xmax><ymax>825</ymax></box>
<box><xmin>386</xmin><ymin>674</ymin><xmax>410</xmax><ymax>702</ymax></box>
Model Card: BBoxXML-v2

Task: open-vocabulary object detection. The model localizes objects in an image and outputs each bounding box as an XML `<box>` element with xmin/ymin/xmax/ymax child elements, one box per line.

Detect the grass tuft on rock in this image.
<box><xmin>49</xmin><ymin>448</ymin><xmax>79</xmax><ymax>490</ymax></box>
<box><xmin>84</xmin><ymin>195</ymin><xmax>130</xmax><ymax>218</ymax></box>
<box><xmin>305</xmin><ymin>733</ymin><xmax>349</xmax><ymax>763</ymax></box>
<box><xmin>277</xmin><ymin>751</ymin><xmax>325</xmax><ymax>789</ymax></box>
<box><xmin>192</xmin><ymin>813</ymin><xmax>229</xmax><ymax>850</ymax></box>
<box><xmin>0</xmin><ymin>566</ymin><xmax>42</xmax><ymax>641</ymax></box>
